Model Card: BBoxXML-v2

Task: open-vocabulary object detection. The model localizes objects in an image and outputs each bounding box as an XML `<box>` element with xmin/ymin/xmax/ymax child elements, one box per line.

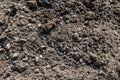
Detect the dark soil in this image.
<box><xmin>0</xmin><ymin>0</ymin><xmax>120</xmax><ymax>80</ymax></box>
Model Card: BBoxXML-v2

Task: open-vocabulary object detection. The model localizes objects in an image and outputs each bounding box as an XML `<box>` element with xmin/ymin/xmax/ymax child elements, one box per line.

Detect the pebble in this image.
<box><xmin>47</xmin><ymin>48</ymin><xmax>55</xmax><ymax>53</ymax></box>
<box><xmin>41</xmin><ymin>45</ymin><xmax>47</xmax><ymax>50</ymax></box>
<box><xmin>11</xmin><ymin>52</ymin><xmax>19</xmax><ymax>60</ymax></box>
<box><xmin>23</xmin><ymin>56</ymin><xmax>28</xmax><ymax>62</ymax></box>
<box><xmin>19</xmin><ymin>15</ymin><xmax>24</xmax><ymax>19</ymax></box>
<box><xmin>19</xmin><ymin>38</ymin><xmax>27</xmax><ymax>42</ymax></box>
<box><xmin>114</xmin><ymin>31</ymin><xmax>119</xmax><ymax>36</ymax></box>
<box><xmin>35</xmin><ymin>56</ymin><xmax>39</xmax><ymax>62</ymax></box>
<box><xmin>6</xmin><ymin>43</ymin><xmax>11</xmax><ymax>49</ymax></box>
<box><xmin>39</xmin><ymin>55</ymin><xmax>43</xmax><ymax>58</ymax></box>
<box><xmin>73</xmin><ymin>33</ymin><xmax>79</xmax><ymax>37</ymax></box>
<box><xmin>23</xmin><ymin>6</ymin><xmax>29</xmax><ymax>13</ymax></box>
<box><xmin>38</xmin><ymin>23</ymin><xmax>42</xmax><ymax>27</ymax></box>
<box><xmin>17</xmin><ymin>38</ymin><xmax>27</xmax><ymax>44</ymax></box>
<box><xmin>33</xmin><ymin>68</ymin><xmax>40</xmax><ymax>73</ymax></box>
<box><xmin>14</xmin><ymin>37</ymin><xmax>19</xmax><ymax>41</ymax></box>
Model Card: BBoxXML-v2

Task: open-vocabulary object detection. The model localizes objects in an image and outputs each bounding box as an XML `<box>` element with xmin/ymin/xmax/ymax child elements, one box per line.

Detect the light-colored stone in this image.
<box><xmin>6</xmin><ymin>43</ymin><xmax>10</xmax><ymax>49</ymax></box>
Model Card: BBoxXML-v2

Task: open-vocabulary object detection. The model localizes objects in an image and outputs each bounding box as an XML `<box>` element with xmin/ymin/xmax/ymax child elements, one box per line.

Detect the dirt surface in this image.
<box><xmin>0</xmin><ymin>0</ymin><xmax>120</xmax><ymax>80</ymax></box>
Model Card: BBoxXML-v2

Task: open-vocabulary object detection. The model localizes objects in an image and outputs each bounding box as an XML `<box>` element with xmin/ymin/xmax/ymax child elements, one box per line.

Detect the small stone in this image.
<box><xmin>47</xmin><ymin>48</ymin><xmax>55</xmax><ymax>53</ymax></box>
<box><xmin>6</xmin><ymin>43</ymin><xmax>11</xmax><ymax>49</ymax></box>
<box><xmin>20</xmin><ymin>38</ymin><xmax>27</xmax><ymax>42</ymax></box>
<box><xmin>11</xmin><ymin>52</ymin><xmax>19</xmax><ymax>60</ymax></box>
<box><xmin>23</xmin><ymin>56</ymin><xmax>28</xmax><ymax>62</ymax></box>
<box><xmin>27</xmin><ymin>23</ymin><xmax>32</xmax><ymax>27</ymax></box>
<box><xmin>41</xmin><ymin>45</ymin><xmax>47</xmax><ymax>50</ymax></box>
<box><xmin>38</xmin><ymin>23</ymin><xmax>42</xmax><ymax>27</ymax></box>
<box><xmin>33</xmin><ymin>68</ymin><xmax>40</xmax><ymax>73</ymax></box>
<box><xmin>73</xmin><ymin>33</ymin><xmax>79</xmax><ymax>37</ymax></box>
<box><xmin>17</xmin><ymin>38</ymin><xmax>26</xmax><ymax>45</ymax></box>
<box><xmin>23</xmin><ymin>6</ymin><xmax>29</xmax><ymax>13</ymax></box>
<box><xmin>19</xmin><ymin>15</ymin><xmax>24</xmax><ymax>19</ymax></box>
<box><xmin>35</xmin><ymin>56</ymin><xmax>39</xmax><ymax>62</ymax></box>
<box><xmin>114</xmin><ymin>31</ymin><xmax>119</xmax><ymax>36</ymax></box>
<box><xmin>39</xmin><ymin>55</ymin><xmax>43</xmax><ymax>58</ymax></box>
<box><xmin>14</xmin><ymin>37</ymin><xmax>19</xmax><ymax>41</ymax></box>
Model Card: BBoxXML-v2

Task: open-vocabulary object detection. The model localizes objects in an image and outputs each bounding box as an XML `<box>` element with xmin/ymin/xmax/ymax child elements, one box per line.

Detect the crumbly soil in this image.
<box><xmin>0</xmin><ymin>0</ymin><xmax>120</xmax><ymax>80</ymax></box>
